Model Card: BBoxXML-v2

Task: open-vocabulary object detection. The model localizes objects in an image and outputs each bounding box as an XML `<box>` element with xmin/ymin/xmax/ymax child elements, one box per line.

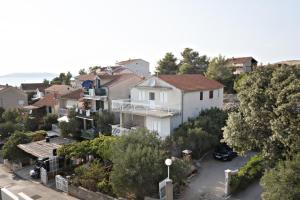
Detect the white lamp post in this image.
<box><xmin>165</xmin><ymin>158</ymin><xmax>172</xmax><ymax>180</ymax></box>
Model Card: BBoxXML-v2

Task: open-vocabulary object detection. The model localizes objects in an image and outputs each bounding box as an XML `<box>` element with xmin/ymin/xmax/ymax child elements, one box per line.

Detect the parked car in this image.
<box><xmin>213</xmin><ymin>143</ymin><xmax>237</xmax><ymax>161</ymax></box>
<box><xmin>29</xmin><ymin>157</ymin><xmax>48</xmax><ymax>179</ymax></box>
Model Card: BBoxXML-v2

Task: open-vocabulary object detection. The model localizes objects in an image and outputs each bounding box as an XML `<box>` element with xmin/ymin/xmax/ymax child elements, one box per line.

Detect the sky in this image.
<box><xmin>0</xmin><ymin>0</ymin><xmax>299</xmax><ymax>76</ymax></box>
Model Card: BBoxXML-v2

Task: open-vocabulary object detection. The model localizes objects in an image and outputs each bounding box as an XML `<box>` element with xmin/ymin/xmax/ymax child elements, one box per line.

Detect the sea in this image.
<box><xmin>0</xmin><ymin>74</ymin><xmax>57</xmax><ymax>87</ymax></box>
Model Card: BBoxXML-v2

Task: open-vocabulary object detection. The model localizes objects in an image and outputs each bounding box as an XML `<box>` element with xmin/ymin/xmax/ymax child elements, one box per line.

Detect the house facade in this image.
<box><xmin>111</xmin><ymin>74</ymin><xmax>224</xmax><ymax>138</ymax></box>
<box><xmin>0</xmin><ymin>85</ymin><xmax>28</xmax><ymax>109</ymax></box>
<box><xmin>116</xmin><ymin>59</ymin><xmax>150</xmax><ymax>77</ymax></box>
<box><xmin>227</xmin><ymin>57</ymin><xmax>258</xmax><ymax>75</ymax></box>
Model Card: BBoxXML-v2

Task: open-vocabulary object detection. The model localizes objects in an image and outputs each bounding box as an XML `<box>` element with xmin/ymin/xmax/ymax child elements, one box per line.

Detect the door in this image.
<box><xmin>149</xmin><ymin>92</ymin><xmax>155</xmax><ymax>109</ymax></box>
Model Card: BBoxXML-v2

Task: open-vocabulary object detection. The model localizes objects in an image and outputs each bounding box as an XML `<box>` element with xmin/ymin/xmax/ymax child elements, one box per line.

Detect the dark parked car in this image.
<box><xmin>213</xmin><ymin>143</ymin><xmax>237</xmax><ymax>161</ymax></box>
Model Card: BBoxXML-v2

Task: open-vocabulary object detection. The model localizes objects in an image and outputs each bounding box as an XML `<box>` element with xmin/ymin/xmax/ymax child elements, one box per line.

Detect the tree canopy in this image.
<box><xmin>260</xmin><ymin>153</ymin><xmax>300</xmax><ymax>200</ymax></box>
<box><xmin>156</xmin><ymin>52</ymin><xmax>178</xmax><ymax>74</ymax></box>
<box><xmin>206</xmin><ymin>55</ymin><xmax>234</xmax><ymax>93</ymax></box>
<box><xmin>51</xmin><ymin>72</ymin><xmax>72</xmax><ymax>85</ymax></box>
<box><xmin>223</xmin><ymin>65</ymin><xmax>300</xmax><ymax>161</ymax></box>
<box><xmin>178</xmin><ymin>48</ymin><xmax>209</xmax><ymax>74</ymax></box>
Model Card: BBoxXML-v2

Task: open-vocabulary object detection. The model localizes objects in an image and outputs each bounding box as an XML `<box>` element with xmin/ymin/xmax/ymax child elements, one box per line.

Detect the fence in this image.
<box><xmin>55</xmin><ymin>175</ymin><xmax>116</xmax><ymax>200</ymax></box>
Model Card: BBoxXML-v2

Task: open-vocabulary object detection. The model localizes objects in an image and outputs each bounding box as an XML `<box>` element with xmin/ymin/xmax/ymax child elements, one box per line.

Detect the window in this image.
<box><xmin>160</xmin><ymin>92</ymin><xmax>168</xmax><ymax>103</ymax></box>
<box><xmin>209</xmin><ymin>90</ymin><xmax>214</xmax><ymax>99</ymax></box>
<box><xmin>151</xmin><ymin>120</ymin><xmax>161</xmax><ymax>133</ymax></box>
<box><xmin>200</xmin><ymin>92</ymin><xmax>203</xmax><ymax>100</ymax></box>
<box><xmin>149</xmin><ymin>92</ymin><xmax>155</xmax><ymax>100</ymax></box>
<box><xmin>138</xmin><ymin>91</ymin><xmax>146</xmax><ymax>100</ymax></box>
<box><xmin>138</xmin><ymin>91</ymin><xmax>142</xmax><ymax>101</ymax></box>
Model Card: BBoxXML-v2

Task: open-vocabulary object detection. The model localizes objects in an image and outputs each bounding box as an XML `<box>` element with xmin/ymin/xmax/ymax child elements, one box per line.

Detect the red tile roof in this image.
<box><xmin>158</xmin><ymin>74</ymin><xmax>224</xmax><ymax>92</ymax></box>
<box><xmin>60</xmin><ymin>89</ymin><xmax>83</xmax><ymax>100</ymax></box>
<box><xmin>77</xmin><ymin>74</ymin><xmax>98</xmax><ymax>81</ymax></box>
<box><xmin>32</xmin><ymin>94</ymin><xmax>57</xmax><ymax>107</ymax></box>
<box><xmin>102</xmin><ymin>74</ymin><xmax>143</xmax><ymax>87</ymax></box>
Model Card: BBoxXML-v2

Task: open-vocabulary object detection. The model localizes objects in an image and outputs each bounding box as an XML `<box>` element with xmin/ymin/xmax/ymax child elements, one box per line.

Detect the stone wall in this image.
<box><xmin>68</xmin><ymin>185</ymin><xmax>116</xmax><ymax>200</ymax></box>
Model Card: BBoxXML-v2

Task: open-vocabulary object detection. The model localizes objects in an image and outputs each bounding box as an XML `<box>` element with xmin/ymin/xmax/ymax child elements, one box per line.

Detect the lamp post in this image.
<box><xmin>165</xmin><ymin>158</ymin><xmax>172</xmax><ymax>180</ymax></box>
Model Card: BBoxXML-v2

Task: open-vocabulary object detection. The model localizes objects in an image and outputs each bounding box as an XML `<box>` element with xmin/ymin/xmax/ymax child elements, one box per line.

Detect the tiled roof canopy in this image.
<box><xmin>158</xmin><ymin>74</ymin><xmax>224</xmax><ymax>92</ymax></box>
<box><xmin>61</xmin><ymin>89</ymin><xmax>83</xmax><ymax>100</ymax></box>
<box><xmin>21</xmin><ymin>83</ymin><xmax>47</xmax><ymax>92</ymax></box>
<box><xmin>227</xmin><ymin>57</ymin><xmax>257</xmax><ymax>64</ymax></box>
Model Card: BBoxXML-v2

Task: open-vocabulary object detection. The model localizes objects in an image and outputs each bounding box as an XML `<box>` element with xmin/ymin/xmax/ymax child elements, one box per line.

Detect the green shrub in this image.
<box><xmin>230</xmin><ymin>154</ymin><xmax>265</xmax><ymax>192</ymax></box>
<box><xmin>43</xmin><ymin>114</ymin><xmax>58</xmax><ymax>130</ymax></box>
<box><xmin>0</xmin><ymin>122</ymin><xmax>18</xmax><ymax>139</ymax></box>
<box><xmin>26</xmin><ymin>130</ymin><xmax>47</xmax><ymax>142</ymax></box>
<box><xmin>1</xmin><ymin>131</ymin><xmax>31</xmax><ymax>161</ymax></box>
<box><xmin>2</xmin><ymin>109</ymin><xmax>21</xmax><ymax>123</ymax></box>
<box><xmin>24</xmin><ymin>116</ymin><xmax>39</xmax><ymax>131</ymax></box>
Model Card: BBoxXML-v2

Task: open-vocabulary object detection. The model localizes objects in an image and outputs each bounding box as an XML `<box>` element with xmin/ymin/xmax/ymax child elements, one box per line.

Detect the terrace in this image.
<box><xmin>111</xmin><ymin>99</ymin><xmax>180</xmax><ymax>117</ymax></box>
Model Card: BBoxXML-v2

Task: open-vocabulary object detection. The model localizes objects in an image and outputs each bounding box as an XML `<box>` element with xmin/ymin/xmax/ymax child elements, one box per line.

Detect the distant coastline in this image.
<box><xmin>0</xmin><ymin>72</ymin><xmax>57</xmax><ymax>86</ymax></box>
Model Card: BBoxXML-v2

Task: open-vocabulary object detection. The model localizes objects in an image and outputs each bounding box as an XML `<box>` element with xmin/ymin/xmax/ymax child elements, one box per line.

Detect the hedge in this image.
<box><xmin>230</xmin><ymin>154</ymin><xmax>264</xmax><ymax>193</ymax></box>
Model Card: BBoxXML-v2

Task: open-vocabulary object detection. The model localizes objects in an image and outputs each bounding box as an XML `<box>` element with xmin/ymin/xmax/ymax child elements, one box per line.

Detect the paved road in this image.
<box><xmin>179</xmin><ymin>152</ymin><xmax>262</xmax><ymax>200</ymax></box>
<box><xmin>0</xmin><ymin>163</ymin><xmax>77</xmax><ymax>200</ymax></box>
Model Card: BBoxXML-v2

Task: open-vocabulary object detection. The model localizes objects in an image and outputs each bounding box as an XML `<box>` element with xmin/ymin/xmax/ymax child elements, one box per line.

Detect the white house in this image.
<box><xmin>111</xmin><ymin>74</ymin><xmax>224</xmax><ymax>138</ymax></box>
<box><xmin>116</xmin><ymin>59</ymin><xmax>151</xmax><ymax>77</ymax></box>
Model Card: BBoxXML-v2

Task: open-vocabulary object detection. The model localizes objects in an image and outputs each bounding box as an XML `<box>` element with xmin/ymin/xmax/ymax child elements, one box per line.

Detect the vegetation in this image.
<box><xmin>0</xmin><ymin>121</ymin><xmax>19</xmax><ymax>140</ymax></box>
<box><xmin>78</xmin><ymin>68</ymin><xmax>87</xmax><ymax>75</ymax></box>
<box><xmin>206</xmin><ymin>55</ymin><xmax>234</xmax><ymax>93</ymax></box>
<box><xmin>156</xmin><ymin>52</ymin><xmax>178</xmax><ymax>74</ymax></box>
<box><xmin>94</xmin><ymin>111</ymin><xmax>114</xmax><ymax>135</ymax></box>
<box><xmin>24</xmin><ymin>116</ymin><xmax>39</xmax><ymax>131</ymax></box>
<box><xmin>178</xmin><ymin>48</ymin><xmax>209</xmax><ymax>74</ymax></box>
<box><xmin>230</xmin><ymin>154</ymin><xmax>265</xmax><ymax>192</ymax></box>
<box><xmin>72</xmin><ymin>161</ymin><xmax>113</xmax><ymax>195</ymax></box>
<box><xmin>223</xmin><ymin>65</ymin><xmax>300</xmax><ymax>161</ymax></box>
<box><xmin>2</xmin><ymin>109</ymin><xmax>21</xmax><ymax>123</ymax></box>
<box><xmin>165</xmin><ymin>108</ymin><xmax>228</xmax><ymax>158</ymax></box>
<box><xmin>1</xmin><ymin>131</ymin><xmax>31</xmax><ymax>161</ymax></box>
<box><xmin>260</xmin><ymin>153</ymin><xmax>300</xmax><ymax>200</ymax></box>
<box><xmin>51</xmin><ymin>72</ymin><xmax>72</xmax><ymax>85</ymax></box>
<box><xmin>0</xmin><ymin>107</ymin><xmax>5</xmax><ymax>123</ymax></box>
<box><xmin>58</xmin><ymin>136</ymin><xmax>117</xmax><ymax>161</ymax></box>
<box><xmin>25</xmin><ymin>130</ymin><xmax>47</xmax><ymax>142</ymax></box>
<box><xmin>42</xmin><ymin>113</ymin><xmax>58</xmax><ymax>130</ymax></box>
<box><xmin>59</xmin><ymin>108</ymin><xmax>80</xmax><ymax>138</ymax></box>
<box><xmin>155</xmin><ymin>48</ymin><xmax>209</xmax><ymax>75</ymax></box>
<box><xmin>111</xmin><ymin>129</ymin><xmax>189</xmax><ymax>199</ymax></box>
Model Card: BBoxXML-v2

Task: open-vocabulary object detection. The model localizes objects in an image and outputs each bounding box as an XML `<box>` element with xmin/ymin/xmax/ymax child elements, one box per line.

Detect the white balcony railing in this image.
<box><xmin>111</xmin><ymin>99</ymin><xmax>180</xmax><ymax>115</ymax></box>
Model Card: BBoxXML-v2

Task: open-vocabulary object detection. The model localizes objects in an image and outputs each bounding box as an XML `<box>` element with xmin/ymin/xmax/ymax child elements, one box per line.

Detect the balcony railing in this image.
<box><xmin>111</xmin><ymin>99</ymin><xmax>180</xmax><ymax>116</ymax></box>
<box><xmin>84</xmin><ymin>88</ymin><xmax>106</xmax><ymax>97</ymax></box>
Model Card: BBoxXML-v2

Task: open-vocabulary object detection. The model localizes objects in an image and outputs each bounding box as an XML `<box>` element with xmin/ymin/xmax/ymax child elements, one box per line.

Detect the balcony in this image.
<box><xmin>111</xmin><ymin>99</ymin><xmax>180</xmax><ymax>117</ymax></box>
<box><xmin>84</xmin><ymin>88</ymin><xmax>107</xmax><ymax>100</ymax></box>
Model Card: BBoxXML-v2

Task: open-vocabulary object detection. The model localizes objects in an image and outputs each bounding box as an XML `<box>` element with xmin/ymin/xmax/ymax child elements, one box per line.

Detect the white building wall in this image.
<box><xmin>145</xmin><ymin>116</ymin><xmax>170</xmax><ymax>138</ymax></box>
<box><xmin>182</xmin><ymin>88</ymin><xmax>223</xmax><ymax>122</ymax></box>
<box><xmin>120</xmin><ymin>59</ymin><xmax>150</xmax><ymax>77</ymax></box>
<box><xmin>130</xmin><ymin>77</ymin><xmax>182</xmax><ymax>111</ymax></box>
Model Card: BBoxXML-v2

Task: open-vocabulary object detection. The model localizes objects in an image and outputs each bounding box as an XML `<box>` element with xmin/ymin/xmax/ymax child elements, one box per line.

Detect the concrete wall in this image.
<box><xmin>182</xmin><ymin>88</ymin><xmax>223</xmax><ymax>122</ymax></box>
<box><xmin>68</xmin><ymin>185</ymin><xmax>115</xmax><ymax>200</ymax></box>
<box><xmin>0</xmin><ymin>87</ymin><xmax>28</xmax><ymax>110</ymax></box>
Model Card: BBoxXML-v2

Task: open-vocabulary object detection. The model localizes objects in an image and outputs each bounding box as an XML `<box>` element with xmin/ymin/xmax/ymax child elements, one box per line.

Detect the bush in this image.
<box><xmin>1</xmin><ymin>131</ymin><xmax>31</xmax><ymax>161</ymax></box>
<box><xmin>230</xmin><ymin>154</ymin><xmax>264</xmax><ymax>193</ymax></box>
<box><xmin>0</xmin><ymin>107</ymin><xmax>5</xmax><ymax>123</ymax></box>
<box><xmin>26</xmin><ymin>130</ymin><xmax>47</xmax><ymax>142</ymax></box>
<box><xmin>43</xmin><ymin>114</ymin><xmax>58</xmax><ymax>130</ymax></box>
<box><xmin>72</xmin><ymin>161</ymin><xmax>113</xmax><ymax>195</ymax></box>
<box><xmin>260</xmin><ymin>153</ymin><xmax>300</xmax><ymax>200</ymax></box>
<box><xmin>2</xmin><ymin>109</ymin><xmax>21</xmax><ymax>123</ymax></box>
<box><xmin>0</xmin><ymin>122</ymin><xmax>18</xmax><ymax>139</ymax></box>
<box><xmin>24</xmin><ymin>116</ymin><xmax>39</xmax><ymax>131</ymax></box>
<box><xmin>59</xmin><ymin>119</ymin><xmax>80</xmax><ymax>138</ymax></box>
<box><xmin>94</xmin><ymin>111</ymin><xmax>114</xmax><ymax>135</ymax></box>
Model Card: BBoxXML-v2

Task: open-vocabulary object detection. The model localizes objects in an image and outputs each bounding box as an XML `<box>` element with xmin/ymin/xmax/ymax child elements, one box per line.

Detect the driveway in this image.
<box><xmin>179</xmin><ymin>152</ymin><xmax>262</xmax><ymax>200</ymax></box>
<box><xmin>0</xmin><ymin>163</ymin><xmax>77</xmax><ymax>200</ymax></box>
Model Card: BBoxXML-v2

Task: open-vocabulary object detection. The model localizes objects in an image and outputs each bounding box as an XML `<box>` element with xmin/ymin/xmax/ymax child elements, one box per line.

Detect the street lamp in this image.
<box><xmin>165</xmin><ymin>158</ymin><xmax>172</xmax><ymax>180</ymax></box>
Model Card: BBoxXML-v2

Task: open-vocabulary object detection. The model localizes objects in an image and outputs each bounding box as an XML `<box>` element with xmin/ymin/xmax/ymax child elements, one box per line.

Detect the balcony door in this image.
<box><xmin>149</xmin><ymin>92</ymin><xmax>155</xmax><ymax>109</ymax></box>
